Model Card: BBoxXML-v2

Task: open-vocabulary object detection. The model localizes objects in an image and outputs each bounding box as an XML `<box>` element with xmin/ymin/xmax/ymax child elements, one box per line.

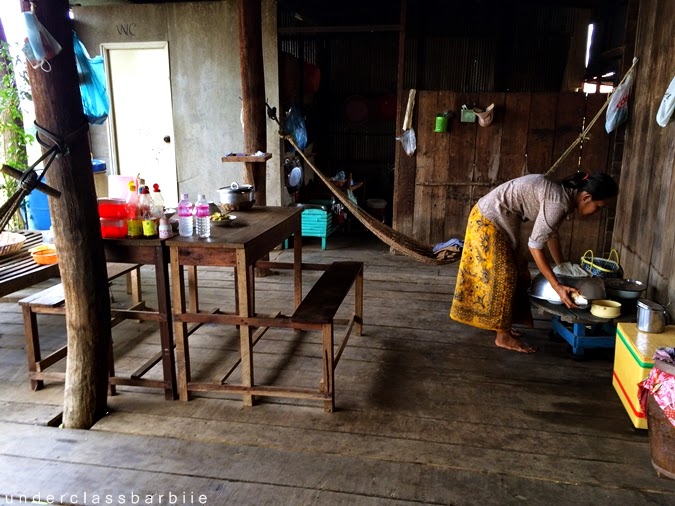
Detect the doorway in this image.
<box><xmin>101</xmin><ymin>42</ymin><xmax>178</xmax><ymax>206</ymax></box>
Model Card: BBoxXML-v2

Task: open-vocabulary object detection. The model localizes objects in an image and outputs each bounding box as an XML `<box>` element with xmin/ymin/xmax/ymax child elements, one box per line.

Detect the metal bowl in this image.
<box><xmin>604</xmin><ymin>278</ymin><xmax>646</xmax><ymax>300</ymax></box>
<box><xmin>529</xmin><ymin>273</ymin><xmax>605</xmax><ymax>305</ymax></box>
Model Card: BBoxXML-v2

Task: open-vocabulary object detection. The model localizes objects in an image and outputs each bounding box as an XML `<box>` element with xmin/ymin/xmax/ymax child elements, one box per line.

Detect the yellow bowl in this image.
<box><xmin>590</xmin><ymin>299</ymin><xmax>621</xmax><ymax>318</ymax></box>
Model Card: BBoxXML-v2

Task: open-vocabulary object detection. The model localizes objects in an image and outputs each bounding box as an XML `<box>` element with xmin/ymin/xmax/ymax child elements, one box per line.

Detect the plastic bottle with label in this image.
<box><xmin>177</xmin><ymin>193</ymin><xmax>193</xmax><ymax>237</ymax></box>
<box><xmin>139</xmin><ymin>186</ymin><xmax>158</xmax><ymax>238</ymax></box>
<box><xmin>151</xmin><ymin>183</ymin><xmax>165</xmax><ymax>218</ymax></box>
<box><xmin>125</xmin><ymin>181</ymin><xmax>143</xmax><ymax>238</ymax></box>
<box><xmin>194</xmin><ymin>194</ymin><xmax>211</xmax><ymax>238</ymax></box>
<box><xmin>158</xmin><ymin>217</ymin><xmax>172</xmax><ymax>239</ymax></box>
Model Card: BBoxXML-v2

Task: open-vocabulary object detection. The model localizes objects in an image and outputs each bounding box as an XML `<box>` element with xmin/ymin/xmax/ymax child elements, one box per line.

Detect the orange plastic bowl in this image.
<box><xmin>31</xmin><ymin>249</ymin><xmax>58</xmax><ymax>265</ymax></box>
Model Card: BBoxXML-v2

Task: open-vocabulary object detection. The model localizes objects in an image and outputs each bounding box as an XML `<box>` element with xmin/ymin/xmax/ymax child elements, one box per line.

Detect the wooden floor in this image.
<box><xmin>1</xmin><ymin>229</ymin><xmax>674</xmax><ymax>505</ymax></box>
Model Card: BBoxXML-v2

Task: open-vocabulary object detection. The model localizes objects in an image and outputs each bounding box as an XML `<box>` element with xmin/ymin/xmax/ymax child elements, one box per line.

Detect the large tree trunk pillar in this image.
<box><xmin>22</xmin><ymin>0</ymin><xmax>111</xmax><ymax>429</ymax></box>
<box><xmin>237</xmin><ymin>0</ymin><xmax>267</xmax><ymax>205</ymax></box>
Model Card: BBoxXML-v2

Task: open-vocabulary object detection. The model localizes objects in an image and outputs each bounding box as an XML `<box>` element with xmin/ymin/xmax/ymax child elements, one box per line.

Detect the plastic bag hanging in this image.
<box><xmin>605</xmin><ymin>71</ymin><xmax>635</xmax><ymax>133</ymax></box>
<box><xmin>284</xmin><ymin>106</ymin><xmax>308</xmax><ymax>150</ymax></box>
<box><xmin>22</xmin><ymin>11</ymin><xmax>62</xmax><ymax>72</ymax></box>
<box><xmin>73</xmin><ymin>32</ymin><xmax>110</xmax><ymax>124</ymax></box>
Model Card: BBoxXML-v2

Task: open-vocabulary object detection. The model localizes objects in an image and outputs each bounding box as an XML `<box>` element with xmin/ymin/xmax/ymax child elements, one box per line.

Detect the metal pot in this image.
<box><xmin>637</xmin><ymin>299</ymin><xmax>668</xmax><ymax>333</ymax></box>
<box><xmin>529</xmin><ymin>273</ymin><xmax>605</xmax><ymax>305</ymax></box>
<box><xmin>218</xmin><ymin>182</ymin><xmax>254</xmax><ymax>206</ymax></box>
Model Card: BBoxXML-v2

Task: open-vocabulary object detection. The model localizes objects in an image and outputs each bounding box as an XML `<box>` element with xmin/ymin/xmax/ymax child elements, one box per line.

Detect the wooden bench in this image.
<box><xmin>19</xmin><ymin>262</ymin><xmax>142</xmax><ymax>392</ymax></box>
<box><xmin>290</xmin><ymin>261</ymin><xmax>364</xmax><ymax>412</ymax></box>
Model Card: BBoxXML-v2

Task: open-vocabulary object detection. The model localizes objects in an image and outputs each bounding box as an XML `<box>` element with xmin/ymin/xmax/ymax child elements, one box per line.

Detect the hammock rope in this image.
<box><xmin>545</xmin><ymin>57</ymin><xmax>638</xmax><ymax>177</ymax></box>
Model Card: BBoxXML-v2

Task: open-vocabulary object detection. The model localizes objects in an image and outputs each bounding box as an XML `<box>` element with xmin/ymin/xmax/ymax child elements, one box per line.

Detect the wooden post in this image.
<box><xmin>21</xmin><ymin>0</ymin><xmax>111</xmax><ymax>429</ymax></box>
<box><xmin>237</xmin><ymin>0</ymin><xmax>267</xmax><ymax>206</ymax></box>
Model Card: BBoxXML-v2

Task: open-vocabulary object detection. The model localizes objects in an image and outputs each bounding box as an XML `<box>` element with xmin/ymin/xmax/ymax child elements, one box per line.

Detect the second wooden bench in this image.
<box><xmin>19</xmin><ymin>262</ymin><xmax>143</xmax><ymax>392</ymax></box>
<box><xmin>290</xmin><ymin>260</ymin><xmax>364</xmax><ymax>412</ymax></box>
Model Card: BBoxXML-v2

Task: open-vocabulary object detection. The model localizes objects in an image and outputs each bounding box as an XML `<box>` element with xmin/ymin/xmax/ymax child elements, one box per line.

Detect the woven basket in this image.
<box><xmin>580</xmin><ymin>249</ymin><xmax>623</xmax><ymax>279</ymax></box>
<box><xmin>0</xmin><ymin>232</ymin><xmax>26</xmax><ymax>257</ymax></box>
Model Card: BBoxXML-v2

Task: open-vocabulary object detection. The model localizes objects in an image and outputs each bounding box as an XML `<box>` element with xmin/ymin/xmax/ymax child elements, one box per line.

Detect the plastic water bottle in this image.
<box><xmin>195</xmin><ymin>194</ymin><xmax>211</xmax><ymax>238</ymax></box>
<box><xmin>177</xmin><ymin>193</ymin><xmax>193</xmax><ymax>237</ymax></box>
<box><xmin>151</xmin><ymin>183</ymin><xmax>165</xmax><ymax>218</ymax></box>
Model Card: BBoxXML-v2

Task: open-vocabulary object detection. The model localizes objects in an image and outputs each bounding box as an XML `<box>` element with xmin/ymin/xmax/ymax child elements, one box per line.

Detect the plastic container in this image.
<box><xmin>107</xmin><ymin>175</ymin><xmax>134</xmax><ymax>200</ymax></box>
<box><xmin>195</xmin><ymin>194</ymin><xmax>210</xmax><ymax>238</ymax></box>
<box><xmin>100</xmin><ymin>218</ymin><xmax>128</xmax><ymax>239</ymax></box>
<box><xmin>139</xmin><ymin>186</ymin><xmax>158</xmax><ymax>238</ymax></box>
<box><xmin>29</xmin><ymin>243</ymin><xmax>57</xmax><ymax>265</ymax></box>
<box><xmin>158</xmin><ymin>218</ymin><xmax>173</xmax><ymax>239</ymax></box>
<box><xmin>27</xmin><ymin>188</ymin><xmax>51</xmax><ymax>230</ymax></box>
<box><xmin>125</xmin><ymin>181</ymin><xmax>142</xmax><ymax>238</ymax></box>
<box><xmin>92</xmin><ymin>159</ymin><xmax>108</xmax><ymax>198</ymax></box>
<box><xmin>152</xmin><ymin>183</ymin><xmax>165</xmax><ymax>217</ymax></box>
<box><xmin>31</xmin><ymin>248</ymin><xmax>58</xmax><ymax>265</ymax></box>
<box><xmin>97</xmin><ymin>198</ymin><xmax>127</xmax><ymax>219</ymax></box>
<box><xmin>178</xmin><ymin>193</ymin><xmax>193</xmax><ymax>237</ymax></box>
<box><xmin>434</xmin><ymin>114</ymin><xmax>449</xmax><ymax>133</ymax></box>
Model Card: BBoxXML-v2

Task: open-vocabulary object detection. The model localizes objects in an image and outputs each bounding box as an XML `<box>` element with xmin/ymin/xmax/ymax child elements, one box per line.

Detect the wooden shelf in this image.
<box><xmin>221</xmin><ymin>153</ymin><xmax>272</xmax><ymax>163</ymax></box>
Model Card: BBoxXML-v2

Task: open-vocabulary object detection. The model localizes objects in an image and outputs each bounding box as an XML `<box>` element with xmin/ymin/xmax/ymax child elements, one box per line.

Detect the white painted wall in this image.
<box><xmin>72</xmin><ymin>0</ymin><xmax>283</xmax><ymax>206</ymax></box>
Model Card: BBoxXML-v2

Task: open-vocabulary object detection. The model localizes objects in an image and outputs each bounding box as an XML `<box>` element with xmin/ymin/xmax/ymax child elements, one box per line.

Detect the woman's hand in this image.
<box><xmin>553</xmin><ymin>283</ymin><xmax>580</xmax><ymax>308</ymax></box>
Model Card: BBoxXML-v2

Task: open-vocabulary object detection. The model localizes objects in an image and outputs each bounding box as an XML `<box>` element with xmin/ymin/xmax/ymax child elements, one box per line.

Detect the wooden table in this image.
<box><xmin>0</xmin><ymin>231</ymin><xmax>59</xmax><ymax>298</ymax></box>
<box><xmin>103</xmin><ymin>237</ymin><xmax>177</xmax><ymax>399</ymax></box>
<box><xmin>167</xmin><ymin>206</ymin><xmax>303</xmax><ymax>404</ymax></box>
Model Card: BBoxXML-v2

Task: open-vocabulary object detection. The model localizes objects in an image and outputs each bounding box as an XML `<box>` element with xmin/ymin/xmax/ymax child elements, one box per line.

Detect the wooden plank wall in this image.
<box><xmin>393</xmin><ymin>90</ymin><xmax>613</xmax><ymax>263</ymax></box>
<box><xmin>613</xmin><ymin>0</ymin><xmax>675</xmax><ymax>308</ymax></box>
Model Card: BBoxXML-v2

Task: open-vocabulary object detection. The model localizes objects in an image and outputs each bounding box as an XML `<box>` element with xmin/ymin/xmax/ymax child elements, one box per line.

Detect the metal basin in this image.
<box><xmin>529</xmin><ymin>273</ymin><xmax>605</xmax><ymax>305</ymax></box>
<box><xmin>604</xmin><ymin>278</ymin><xmax>646</xmax><ymax>300</ymax></box>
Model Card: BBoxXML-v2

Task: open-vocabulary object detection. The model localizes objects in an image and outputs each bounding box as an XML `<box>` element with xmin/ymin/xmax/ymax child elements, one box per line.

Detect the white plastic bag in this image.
<box><xmin>22</xmin><ymin>12</ymin><xmax>62</xmax><ymax>72</ymax></box>
<box><xmin>656</xmin><ymin>75</ymin><xmax>675</xmax><ymax>128</ymax></box>
<box><xmin>397</xmin><ymin>128</ymin><xmax>416</xmax><ymax>156</ymax></box>
<box><xmin>605</xmin><ymin>72</ymin><xmax>634</xmax><ymax>133</ymax></box>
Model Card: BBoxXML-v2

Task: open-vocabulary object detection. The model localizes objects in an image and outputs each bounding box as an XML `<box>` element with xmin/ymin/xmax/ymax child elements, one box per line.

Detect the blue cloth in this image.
<box><xmin>432</xmin><ymin>238</ymin><xmax>464</xmax><ymax>254</ymax></box>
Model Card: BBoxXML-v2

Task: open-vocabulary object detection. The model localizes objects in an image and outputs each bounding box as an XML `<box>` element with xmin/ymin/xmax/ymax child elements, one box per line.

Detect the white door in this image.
<box><xmin>102</xmin><ymin>42</ymin><xmax>178</xmax><ymax>206</ymax></box>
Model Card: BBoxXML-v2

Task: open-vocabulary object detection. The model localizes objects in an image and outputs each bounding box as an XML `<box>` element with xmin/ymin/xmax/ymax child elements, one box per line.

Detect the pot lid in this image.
<box><xmin>637</xmin><ymin>299</ymin><xmax>665</xmax><ymax>311</ymax></box>
<box><xmin>219</xmin><ymin>181</ymin><xmax>253</xmax><ymax>193</ymax></box>
<box><xmin>288</xmin><ymin>166</ymin><xmax>302</xmax><ymax>189</ymax></box>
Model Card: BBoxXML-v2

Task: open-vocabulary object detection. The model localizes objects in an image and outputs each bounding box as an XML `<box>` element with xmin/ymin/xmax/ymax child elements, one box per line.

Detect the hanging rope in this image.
<box><xmin>0</xmin><ymin>121</ymin><xmax>88</xmax><ymax>233</ymax></box>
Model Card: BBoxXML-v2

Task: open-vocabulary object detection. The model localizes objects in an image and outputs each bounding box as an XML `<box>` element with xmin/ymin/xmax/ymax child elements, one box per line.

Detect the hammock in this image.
<box><xmin>284</xmin><ymin>135</ymin><xmax>452</xmax><ymax>265</ymax></box>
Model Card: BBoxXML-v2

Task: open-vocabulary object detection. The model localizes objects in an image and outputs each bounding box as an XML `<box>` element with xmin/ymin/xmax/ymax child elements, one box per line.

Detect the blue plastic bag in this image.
<box><xmin>284</xmin><ymin>106</ymin><xmax>307</xmax><ymax>149</ymax></box>
<box><xmin>73</xmin><ymin>32</ymin><xmax>109</xmax><ymax>125</ymax></box>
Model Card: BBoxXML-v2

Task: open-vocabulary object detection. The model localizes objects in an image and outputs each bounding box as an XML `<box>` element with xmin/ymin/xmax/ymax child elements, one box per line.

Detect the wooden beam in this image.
<box><xmin>237</xmin><ymin>0</ymin><xmax>267</xmax><ymax>206</ymax></box>
<box><xmin>21</xmin><ymin>0</ymin><xmax>111</xmax><ymax>429</ymax></box>
<box><xmin>278</xmin><ymin>24</ymin><xmax>401</xmax><ymax>34</ymax></box>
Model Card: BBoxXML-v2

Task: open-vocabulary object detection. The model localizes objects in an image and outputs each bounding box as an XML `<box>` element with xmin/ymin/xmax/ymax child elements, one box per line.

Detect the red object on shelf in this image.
<box><xmin>98</xmin><ymin>198</ymin><xmax>127</xmax><ymax>219</ymax></box>
<box><xmin>100</xmin><ymin>218</ymin><xmax>127</xmax><ymax>239</ymax></box>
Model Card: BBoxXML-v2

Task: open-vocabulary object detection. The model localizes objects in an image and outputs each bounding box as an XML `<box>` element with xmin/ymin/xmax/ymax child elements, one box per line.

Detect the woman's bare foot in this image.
<box><xmin>495</xmin><ymin>331</ymin><xmax>537</xmax><ymax>353</ymax></box>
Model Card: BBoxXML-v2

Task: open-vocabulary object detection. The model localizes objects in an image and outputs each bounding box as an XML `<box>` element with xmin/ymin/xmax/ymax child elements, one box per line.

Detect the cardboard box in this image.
<box><xmin>613</xmin><ymin>323</ymin><xmax>675</xmax><ymax>429</ymax></box>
